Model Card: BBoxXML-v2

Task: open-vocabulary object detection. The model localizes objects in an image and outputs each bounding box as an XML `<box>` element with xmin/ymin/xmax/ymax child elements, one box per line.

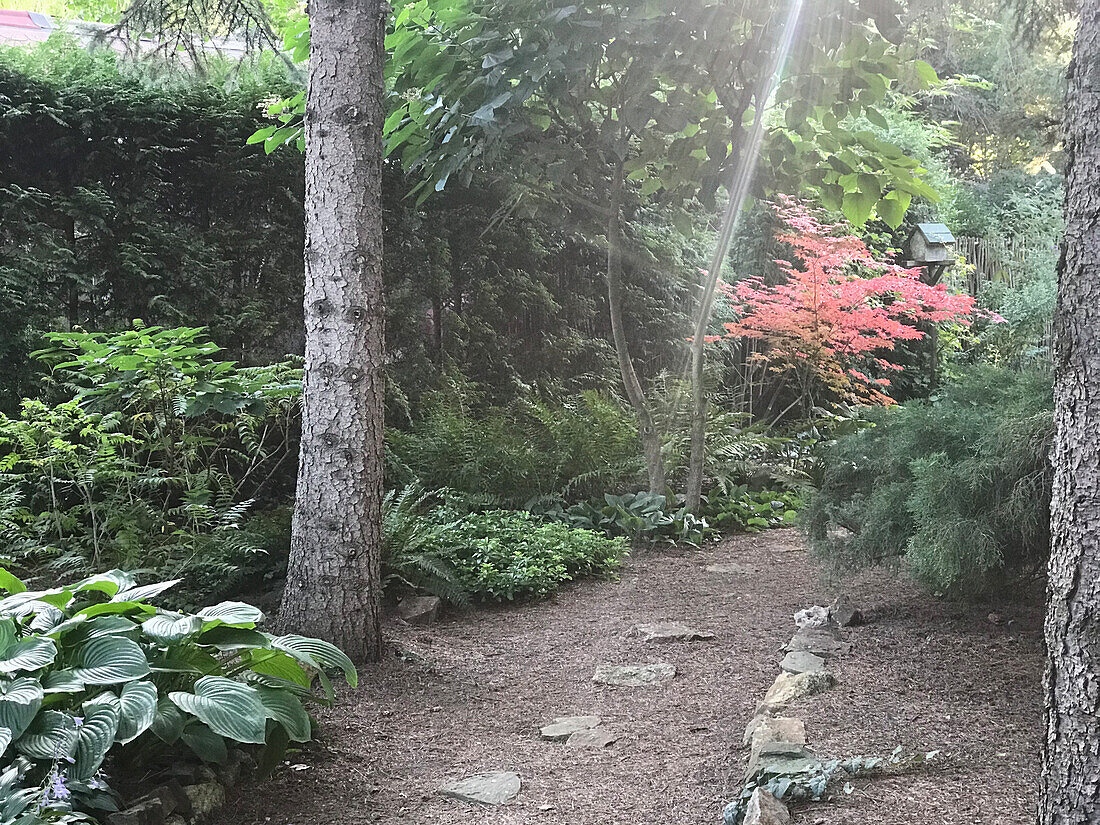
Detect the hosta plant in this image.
<box><xmin>0</xmin><ymin>568</ymin><xmax>355</xmax><ymax>819</ymax></box>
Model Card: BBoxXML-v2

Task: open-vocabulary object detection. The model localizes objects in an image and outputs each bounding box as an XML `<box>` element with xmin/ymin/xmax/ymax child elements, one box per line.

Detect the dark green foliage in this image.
<box><xmin>0</xmin><ymin>326</ymin><xmax>299</xmax><ymax>600</ymax></box>
<box><xmin>702</xmin><ymin>487</ymin><xmax>802</xmax><ymax>534</ymax></box>
<box><xmin>555</xmin><ymin>492</ymin><xmax>707</xmax><ymax>546</ymax></box>
<box><xmin>0</xmin><ymin>567</ymin><xmax>354</xmax><ymax>819</ymax></box>
<box><xmin>804</xmin><ymin>366</ymin><xmax>1053</xmax><ymax>594</ymax></box>
<box><xmin>387</xmin><ymin>390</ymin><xmax>644</xmax><ymax>507</ymax></box>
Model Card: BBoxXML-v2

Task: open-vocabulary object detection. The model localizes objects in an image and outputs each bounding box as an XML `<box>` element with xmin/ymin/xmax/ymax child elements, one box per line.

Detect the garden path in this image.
<box><xmin>215</xmin><ymin>529</ymin><xmax>1042</xmax><ymax>825</ymax></box>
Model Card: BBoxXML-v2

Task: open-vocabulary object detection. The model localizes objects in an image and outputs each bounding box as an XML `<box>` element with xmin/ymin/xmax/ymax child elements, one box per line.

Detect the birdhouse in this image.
<box><xmin>905</xmin><ymin>223</ymin><xmax>956</xmax><ymax>266</ymax></box>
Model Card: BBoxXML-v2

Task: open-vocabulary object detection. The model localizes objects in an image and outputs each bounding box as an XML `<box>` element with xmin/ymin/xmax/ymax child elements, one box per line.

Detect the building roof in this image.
<box><xmin>0</xmin><ymin>9</ymin><xmax>55</xmax><ymax>45</ymax></box>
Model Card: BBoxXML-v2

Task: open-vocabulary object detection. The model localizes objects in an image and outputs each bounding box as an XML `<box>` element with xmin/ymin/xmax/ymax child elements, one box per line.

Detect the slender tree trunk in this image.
<box><xmin>606</xmin><ymin>162</ymin><xmax>665</xmax><ymax>494</ymax></box>
<box><xmin>1040</xmin><ymin>7</ymin><xmax>1100</xmax><ymax>821</ymax></box>
<box><xmin>278</xmin><ymin>0</ymin><xmax>387</xmax><ymax>663</ymax></box>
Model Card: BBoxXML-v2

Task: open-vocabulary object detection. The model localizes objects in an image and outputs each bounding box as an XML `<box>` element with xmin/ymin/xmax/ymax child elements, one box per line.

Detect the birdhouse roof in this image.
<box><xmin>914</xmin><ymin>223</ymin><xmax>955</xmax><ymax>244</ymax></box>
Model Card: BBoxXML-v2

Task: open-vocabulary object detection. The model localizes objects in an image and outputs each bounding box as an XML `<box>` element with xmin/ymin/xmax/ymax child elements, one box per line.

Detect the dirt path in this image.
<box><xmin>217</xmin><ymin>530</ymin><xmax>1042</xmax><ymax>824</ymax></box>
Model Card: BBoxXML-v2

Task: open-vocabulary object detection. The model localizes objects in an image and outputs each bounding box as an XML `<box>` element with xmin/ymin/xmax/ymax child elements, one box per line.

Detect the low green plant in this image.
<box><xmin>556</xmin><ymin>492</ymin><xmax>708</xmax><ymax>546</ymax></box>
<box><xmin>381</xmin><ymin>484</ymin><xmax>466</xmax><ymax>605</ymax></box>
<box><xmin>407</xmin><ymin>509</ymin><xmax>627</xmax><ymax>601</ymax></box>
<box><xmin>0</xmin><ymin>567</ymin><xmax>354</xmax><ymax>819</ymax></box>
<box><xmin>702</xmin><ymin>487</ymin><xmax>802</xmax><ymax>533</ymax></box>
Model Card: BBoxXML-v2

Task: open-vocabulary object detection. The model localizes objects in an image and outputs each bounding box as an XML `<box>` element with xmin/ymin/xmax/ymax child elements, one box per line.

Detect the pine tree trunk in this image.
<box><xmin>1040</xmin><ymin>6</ymin><xmax>1100</xmax><ymax>821</ymax></box>
<box><xmin>606</xmin><ymin>162</ymin><xmax>665</xmax><ymax>495</ymax></box>
<box><xmin>278</xmin><ymin>0</ymin><xmax>387</xmax><ymax>663</ymax></box>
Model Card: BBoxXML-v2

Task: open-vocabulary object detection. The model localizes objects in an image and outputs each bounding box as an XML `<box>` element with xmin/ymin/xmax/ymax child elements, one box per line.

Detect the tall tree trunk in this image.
<box><xmin>606</xmin><ymin>162</ymin><xmax>665</xmax><ymax>494</ymax></box>
<box><xmin>278</xmin><ymin>0</ymin><xmax>387</xmax><ymax>663</ymax></box>
<box><xmin>1040</xmin><ymin>6</ymin><xmax>1100</xmax><ymax>821</ymax></box>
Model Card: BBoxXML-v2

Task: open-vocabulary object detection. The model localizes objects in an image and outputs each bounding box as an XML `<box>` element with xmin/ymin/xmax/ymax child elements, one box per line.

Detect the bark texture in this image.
<box><xmin>606</xmin><ymin>162</ymin><xmax>665</xmax><ymax>494</ymax></box>
<box><xmin>278</xmin><ymin>0</ymin><xmax>387</xmax><ymax>663</ymax></box>
<box><xmin>1040</xmin><ymin>6</ymin><xmax>1100</xmax><ymax>821</ymax></box>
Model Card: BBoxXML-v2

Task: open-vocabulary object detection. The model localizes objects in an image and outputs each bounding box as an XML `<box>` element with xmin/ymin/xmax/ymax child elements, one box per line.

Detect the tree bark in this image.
<box><xmin>606</xmin><ymin>162</ymin><xmax>665</xmax><ymax>494</ymax></box>
<box><xmin>278</xmin><ymin>0</ymin><xmax>387</xmax><ymax>663</ymax></box>
<box><xmin>1039</xmin><ymin>6</ymin><xmax>1100</xmax><ymax>821</ymax></box>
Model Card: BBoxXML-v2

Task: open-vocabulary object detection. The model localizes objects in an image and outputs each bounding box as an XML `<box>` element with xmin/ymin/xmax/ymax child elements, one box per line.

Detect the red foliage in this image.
<box><xmin>719</xmin><ymin>197</ymin><xmax>977</xmax><ymax>407</ymax></box>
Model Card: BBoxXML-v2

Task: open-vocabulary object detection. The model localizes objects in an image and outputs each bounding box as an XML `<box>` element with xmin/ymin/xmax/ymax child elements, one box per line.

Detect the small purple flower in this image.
<box><xmin>72</xmin><ymin>717</ymin><xmax>83</xmax><ymax>728</ymax></box>
<box><xmin>49</xmin><ymin>771</ymin><xmax>70</xmax><ymax>801</ymax></box>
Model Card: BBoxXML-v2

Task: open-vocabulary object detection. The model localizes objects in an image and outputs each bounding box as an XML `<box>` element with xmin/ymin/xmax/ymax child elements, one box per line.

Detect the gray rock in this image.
<box><xmin>761</xmin><ymin>671</ymin><xmax>835</xmax><ymax>708</ymax></box>
<box><xmin>593</xmin><ymin>662</ymin><xmax>676</xmax><ymax>687</ymax></box>
<box><xmin>779</xmin><ymin>650</ymin><xmax>825</xmax><ymax>675</ymax></box>
<box><xmin>438</xmin><ymin>772</ymin><xmax>521</xmax><ymax>805</ymax></box>
<box><xmin>787</xmin><ymin>626</ymin><xmax>852</xmax><ymax>657</ymax></box>
<box><xmin>396</xmin><ymin>595</ymin><xmax>441</xmax><ymax>625</ymax></box>
<box><xmin>830</xmin><ymin>596</ymin><xmax>863</xmax><ymax>627</ymax></box>
<box><xmin>705</xmin><ymin>563</ymin><xmax>750</xmax><ymax>575</ymax></box>
<box><xmin>747</xmin><ymin>740</ymin><xmax>810</xmax><ymax>779</ymax></box>
<box><xmin>108</xmin><ymin>800</ymin><xmax>163</xmax><ymax>825</ymax></box>
<box><xmin>744</xmin><ymin>716</ymin><xmax>807</xmax><ymax>749</ymax></box>
<box><xmin>540</xmin><ymin>715</ymin><xmax>601</xmax><ymax>741</ymax></box>
<box><xmin>631</xmin><ymin>622</ymin><xmax>715</xmax><ymax>643</ymax></box>
<box><xmin>182</xmin><ymin>782</ymin><xmax>225</xmax><ymax>819</ymax></box>
<box><xmin>743</xmin><ymin>788</ymin><xmax>791</xmax><ymax>825</ymax></box>
<box><xmin>566</xmin><ymin>728</ymin><xmax>619</xmax><ymax>748</ymax></box>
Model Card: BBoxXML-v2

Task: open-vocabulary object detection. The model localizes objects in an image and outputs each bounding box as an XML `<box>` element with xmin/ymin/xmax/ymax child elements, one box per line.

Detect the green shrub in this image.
<box><xmin>0</xmin><ymin>567</ymin><xmax>354</xmax><ymax>820</ymax></box>
<box><xmin>702</xmin><ymin>486</ymin><xmax>802</xmax><ymax>533</ymax></box>
<box><xmin>407</xmin><ymin>509</ymin><xmax>627</xmax><ymax>601</ymax></box>
<box><xmin>803</xmin><ymin>366</ymin><xmax>1053</xmax><ymax>595</ymax></box>
<box><xmin>0</xmin><ymin>325</ymin><xmax>299</xmax><ymax>598</ymax></box>
<box><xmin>555</xmin><ymin>492</ymin><xmax>708</xmax><ymax>546</ymax></box>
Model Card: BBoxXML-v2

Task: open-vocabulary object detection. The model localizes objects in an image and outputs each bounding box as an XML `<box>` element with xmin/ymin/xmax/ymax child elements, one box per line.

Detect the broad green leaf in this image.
<box><xmin>71</xmin><ymin>636</ymin><xmax>150</xmax><ymax>685</ymax></box>
<box><xmin>876</xmin><ymin>192</ymin><xmax>908</xmax><ymax>229</ymax></box>
<box><xmin>42</xmin><ymin>670</ymin><xmax>84</xmax><ymax>694</ymax></box>
<box><xmin>72</xmin><ymin>571</ymin><xmax>135</xmax><ymax>597</ymax></box>
<box><xmin>75</xmin><ymin>600</ymin><xmax>156</xmax><ymax>620</ymax></box>
<box><xmin>196</xmin><ymin>602</ymin><xmax>263</xmax><ymax>627</ymax></box>
<box><xmin>198</xmin><ymin>626</ymin><xmax>269</xmax><ymax>651</ymax></box>
<box><xmin>112</xmin><ymin>580</ymin><xmax>180</xmax><ymax>603</ymax></box>
<box><xmin>169</xmin><ymin>677</ymin><xmax>267</xmax><ymax>744</ymax></box>
<box><xmin>270</xmin><ymin>635</ymin><xmax>357</xmax><ymax>688</ymax></box>
<box><xmin>15</xmin><ymin>709</ymin><xmax>77</xmax><ymax>759</ymax></box>
<box><xmin>142</xmin><ymin>613</ymin><xmax>203</xmax><ymax>643</ymax></box>
<box><xmin>0</xmin><ymin>638</ymin><xmax>56</xmax><ymax>674</ymax></box>
<box><xmin>842</xmin><ymin>189</ymin><xmax>877</xmax><ymax>227</ymax></box>
<box><xmin>256</xmin><ymin>687</ymin><xmax>311</xmax><ymax>742</ymax></box>
<box><xmin>73</xmin><ymin>694</ymin><xmax>121</xmax><ymax>781</ymax></box>
<box><xmin>913</xmin><ymin>59</ymin><xmax>938</xmax><ymax>87</ymax></box>
<box><xmin>0</xmin><ymin>569</ymin><xmax>26</xmax><ymax>595</ymax></box>
<box><xmin>116</xmin><ymin>681</ymin><xmax>158</xmax><ymax>744</ymax></box>
<box><xmin>181</xmin><ymin>723</ymin><xmax>228</xmax><ymax>764</ymax></box>
<box><xmin>151</xmin><ymin>698</ymin><xmax>184</xmax><ymax>744</ymax></box>
<box><xmin>0</xmin><ymin>678</ymin><xmax>42</xmax><ymax>741</ymax></box>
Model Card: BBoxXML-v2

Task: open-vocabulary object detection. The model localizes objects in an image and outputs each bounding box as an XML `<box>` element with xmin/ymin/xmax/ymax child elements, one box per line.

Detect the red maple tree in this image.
<box><xmin>717</xmin><ymin>197</ymin><xmax>978</xmax><ymax>410</ymax></box>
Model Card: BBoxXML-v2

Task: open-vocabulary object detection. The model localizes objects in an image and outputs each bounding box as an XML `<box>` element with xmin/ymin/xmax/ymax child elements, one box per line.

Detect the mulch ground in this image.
<box><xmin>214</xmin><ymin>529</ymin><xmax>1043</xmax><ymax>824</ymax></box>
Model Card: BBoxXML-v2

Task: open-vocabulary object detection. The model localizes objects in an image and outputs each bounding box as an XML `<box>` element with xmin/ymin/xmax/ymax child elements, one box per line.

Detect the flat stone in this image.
<box><xmin>438</xmin><ymin>772</ymin><xmax>521</xmax><ymax>806</ymax></box>
<box><xmin>761</xmin><ymin>671</ymin><xmax>835</xmax><ymax>708</ymax></box>
<box><xmin>631</xmin><ymin>622</ymin><xmax>715</xmax><ymax>643</ymax></box>
<box><xmin>743</xmin><ymin>788</ymin><xmax>791</xmax><ymax>825</ymax></box>
<box><xmin>779</xmin><ymin>650</ymin><xmax>825</xmax><ymax>675</ymax></box>
<box><xmin>540</xmin><ymin>716</ymin><xmax>601</xmax><ymax>741</ymax></box>
<box><xmin>593</xmin><ymin>663</ymin><xmax>676</xmax><ymax>687</ymax></box>
<box><xmin>108</xmin><ymin>800</ymin><xmax>163</xmax><ymax>825</ymax></box>
<box><xmin>566</xmin><ymin>728</ymin><xmax>619</xmax><ymax>748</ymax></box>
<box><xmin>396</xmin><ymin>595</ymin><xmax>441</xmax><ymax>625</ymax></box>
<box><xmin>747</xmin><ymin>740</ymin><xmax>809</xmax><ymax>779</ymax></box>
<box><xmin>744</xmin><ymin>716</ymin><xmax>807</xmax><ymax>749</ymax></box>
<box><xmin>705</xmin><ymin>563</ymin><xmax>751</xmax><ymax>575</ymax></box>
<box><xmin>787</xmin><ymin>626</ymin><xmax>852</xmax><ymax>657</ymax></box>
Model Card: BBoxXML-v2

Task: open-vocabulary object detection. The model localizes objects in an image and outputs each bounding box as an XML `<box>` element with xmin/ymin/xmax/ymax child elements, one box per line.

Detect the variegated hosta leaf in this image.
<box><xmin>0</xmin><ymin>638</ymin><xmax>56</xmax><ymax>675</ymax></box>
<box><xmin>27</xmin><ymin>604</ymin><xmax>65</xmax><ymax>633</ymax></box>
<box><xmin>0</xmin><ymin>726</ymin><xmax>10</xmax><ymax>757</ymax></box>
<box><xmin>42</xmin><ymin>670</ymin><xmax>84</xmax><ymax>694</ymax></box>
<box><xmin>151</xmin><ymin>698</ymin><xmax>184</xmax><ymax>744</ymax></box>
<box><xmin>198</xmin><ymin>626</ymin><xmax>268</xmax><ymax>651</ymax></box>
<box><xmin>256</xmin><ymin>687</ymin><xmax>311</xmax><ymax>743</ymax></box>
<box><xmin>75</xmin><ymin>600</ymin><xmax>156</xmax><ymax>620</ymax></box>
<box><xmin>169</xmin><ymin>677</ymin><xmax>267</xmax><ymax>744</ymax></box>
<box><xmin>141</xmin><ymin>613</ymin><xmax>203</xmax><ymax>643</ymax></box>
<box><xmin>73</xmin><ymin>694</ymin><xmax>121</xmax><ymax>781</ymax></box>
<box><xmin>112</xmin><ymin>580</ymin><xmax>181</xmax><ymax>604</ymax></box>
<box><xmin>180</xmin><ymin>723</ymin><xmax>228</xmax><ymax>764</ymax></box>
<box><xmin>15</xmin><ymin>710</ymin><xmax>77</xmax><ymax>760</ymax></box>
<box><xmin>0</xmin><ymin>589</ymin><xmax>71</xmax><ymax>616</ymax></box>
<box><xmin>196</xmin><ymin>602</ymin><xmax>264</xmax><ymax>627</ymax></box>
<box><xmin>0</xmin><ymin>678</ymin><xmax>43</xmax><ymax>742</ymax></box>
<box><xmin>71</xmin><ymin>570</ymin><xmax>136</xmax><ymax>597</ymax></box>
<box><xmin>71</xmin><ymin>636</ymin><xmax>150</xmax><ymax>685</ymax></box>
<box><xmin>115</xmin><ymin>681</ymin><xmax>158</xmax><ymax>744</ymax></box>
<box><xmin>271</xmin><ymin>635</ymin><xmax>358</xmax><ymax>687</ymax></box>
<box><xmin>245</xmin><ymin>651</ymin><xmax>311</xmax><ymax>689</ymax></box>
